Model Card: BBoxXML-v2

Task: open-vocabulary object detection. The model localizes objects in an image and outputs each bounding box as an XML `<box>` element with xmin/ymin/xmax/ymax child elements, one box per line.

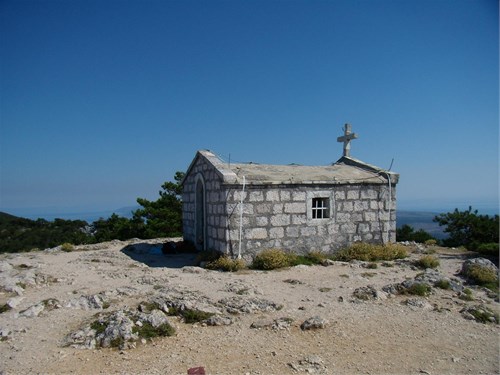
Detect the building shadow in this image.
<box><xmin>120</xmin><ymin>242</ymin><xmax>199</xmax><ymax>269</ymax></box>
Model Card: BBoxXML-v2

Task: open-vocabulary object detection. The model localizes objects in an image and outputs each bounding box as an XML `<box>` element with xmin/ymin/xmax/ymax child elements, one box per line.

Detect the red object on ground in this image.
<box><xmin>187</xmin><ymin>367</ymin><xmax>206</xmax><ymax>375</ymax></box>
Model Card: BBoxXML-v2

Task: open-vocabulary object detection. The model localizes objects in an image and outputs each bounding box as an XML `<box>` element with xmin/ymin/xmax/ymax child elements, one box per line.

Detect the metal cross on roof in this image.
<box><xmin>337</xmin><ymin>123</ymin><xmax>358</xmax><ymax>157</ymax></box>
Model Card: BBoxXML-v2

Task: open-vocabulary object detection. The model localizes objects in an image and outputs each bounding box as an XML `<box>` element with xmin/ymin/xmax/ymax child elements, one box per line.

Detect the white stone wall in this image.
<box><xmin>224</xmin><ymin>184</ymin><xmax>396</xmax><ymax>258</ymax></box>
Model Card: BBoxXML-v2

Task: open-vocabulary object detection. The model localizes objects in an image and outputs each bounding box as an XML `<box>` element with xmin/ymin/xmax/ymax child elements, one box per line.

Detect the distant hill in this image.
<box><xmin>0</xmin><ymin>212</ymin><xmax>91</xmax><ymax>253</ymax></box>
<box><xmin>397</xmin><ymin>210</ymin><xmax>446</xmax><ymax>239</ymax></box>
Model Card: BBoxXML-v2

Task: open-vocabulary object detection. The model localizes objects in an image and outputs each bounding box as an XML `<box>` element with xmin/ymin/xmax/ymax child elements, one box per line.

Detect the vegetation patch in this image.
<box><xmin>465</xmin><ymin>265</ymin><xmax>499</xmax><ymax>292</ymax></box>
<box><xmin>333</xmin><ymin>243</ymin><xmax>407</xmax><ymax>262</ymax></box>
<box><xmin>132</xmin><ymin>321</ymin><xmax>175</xmax><ymax>339</ymax></box>
<box><xmin>434</xmin><ymin>279</ymin><xmax>451</xmax><ymax>290</ymax></box>
<box><xmin>167</xmin><ymin>306</ymin><xmax>214</xmax><ymax>324</ymax></box>
<box><xmin>205</xmin><ymin>256</ymin><xmax>246</xmax><ymax>272</ymax></box>
<box><xmin>415</xmin><ymin>255</ymin><xmax>440</xmax><ymax>269</ymax></box>
<box><xmin>459</xmin><ymin>288</ymin><xmax>474</xmax><ymax>301</ymax></box>
<box><xmin>403</xmin><ymin>283</ymin><xmax>432</xmax><ymax>297</ymax></box>
<box><xmin>251</xmin><ymin>249</ymin><xmax>294</xmax><ymax>270</ymax></box>
<box><xmin>60</xmin><ymin>243</ymin><xmax>75</xmax><ymax>252</ymax></box>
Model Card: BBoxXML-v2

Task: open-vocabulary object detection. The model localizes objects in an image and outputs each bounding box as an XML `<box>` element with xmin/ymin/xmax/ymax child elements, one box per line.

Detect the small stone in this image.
<box><xmin>300</xmin><ymin>316</ymin><xmax>328</xmax><ymax>330</ymax></box>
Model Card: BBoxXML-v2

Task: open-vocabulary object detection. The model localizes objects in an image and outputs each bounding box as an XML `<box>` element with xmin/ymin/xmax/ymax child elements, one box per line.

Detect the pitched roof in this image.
<box><xmin>183</xmin><ymin>150</ymin><xmax>399</xmax><ymax>186</ymax></box>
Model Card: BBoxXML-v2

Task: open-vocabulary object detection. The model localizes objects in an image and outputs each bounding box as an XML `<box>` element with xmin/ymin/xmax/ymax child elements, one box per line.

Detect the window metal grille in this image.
<box><xmin>312</xmin><ymin>197</ymin><xmax>329</xmax><ymax>219</ymax></box>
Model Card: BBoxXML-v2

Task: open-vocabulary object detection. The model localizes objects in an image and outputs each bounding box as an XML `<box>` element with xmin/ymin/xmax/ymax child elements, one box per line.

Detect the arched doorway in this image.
<box><xmin>195</xmin><ymin>176</ymin><xmax>206</xmax><ymax>251</ymax></box>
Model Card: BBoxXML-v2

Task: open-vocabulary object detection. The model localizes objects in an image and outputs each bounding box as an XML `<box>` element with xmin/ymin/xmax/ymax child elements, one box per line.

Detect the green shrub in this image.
<box><xmin>476</xmin><ymin>243</ymin><xmax>499</xmax><ymax>256</ymax></box>
<box><xmin>60</xmin><ymin>243</ymin><xmax>74</xmax><ymax>252</ymax></box>
<box><xmin>459</xmin><ymin>288</ymin><xmax>474</xmax><ymax>301</ymax></box>
<box><xmin>205</xmin><ymin>256</ymin><xmax>246</xmax><ymax>272</ymax></box>
<box><xmin>415</xmin><ymin>255</ymin><xmax>440</xmax><ymax>269</ymax></box>
<box><xmin>132</xmin><ymin>321</ymin><xmax>175</xmax><ymax>339</ymax></box>
<box><xmin>167</xmin><ymin>306</ymin><xmax>214</xmax><ymax>324</ymax></box>
<box><xmin>289</xmin><ymin>251</ymin><xmax>328</xmax><ymax>266</ymax></box>
<box><xmin>404</xmin><ymin>283</ymin><xmax>431</xmax><ymax>296</ymax></box>
<box><xmin>434</xmin><ymin>279</ymin><xmax>451</xmax><ymax>290</ymax></box>
<box><xmin>425</xmin><ymin>239</ymin><xmax>437</xmax><ymax>246</ymax></box>
<box><xmin>333</xmin><ymin>242</ymin><xmax>407</xmax><ymax>262</ymax></box>
<box><xmin>466</xmin><ymin>265</ymin><xmax>498</xmax><ymax>291</ymax></box>
<box><xmin>251</xmin><ymin>249</ymin><xmax>294</xmax><ymax>270</ymax></box>
<box><xmin>90</xmin><ymin>320</ymin><xmax>107</xmax><ymax>335</ymax></box>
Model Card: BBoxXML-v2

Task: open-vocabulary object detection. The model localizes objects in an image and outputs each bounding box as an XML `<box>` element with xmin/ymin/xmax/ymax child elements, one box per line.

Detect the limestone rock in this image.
<box><xmin>461</xmin><ymin>258</ymin><xmax>498</xmax><ymax>278</ymax></box>
<box><xmin>219</xmin><ymin>296</ymin><xmax>283</xmax><ymax>314</ymax></box>
<box><xmin>203</xmin><ymin>315</ymin><xmax>234</xmax><ymax>326</ymax></box>
<box><xmin>352</xmin><ymin>285</ymin><xmax>378</xmax><ymax>301</ymax></box>
<box><xmin>20</xmin><ymin>303</ymin><xmax>45</xmax><ymax>318</ymax></box>
<box><xmin>404</xmin><ymin>298</ymin><xmax>433</xmax><ymax>310</ymax></box>
<box><xmin>300</xmin><ymin>316</ymin><xmax>328</xmax><ymax>330</ymax></box>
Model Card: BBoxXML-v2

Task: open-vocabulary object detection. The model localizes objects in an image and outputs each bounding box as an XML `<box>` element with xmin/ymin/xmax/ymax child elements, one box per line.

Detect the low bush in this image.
<box><xmin>60</xmin><ymin>243</ymin><xmax>74</xmax><ymax>252</ymax></box>
<box><xmin>434</xmin><ymin>279</ymin><xmax>451</xmax><ymax>290</ymax></box>
<box><xmin>132</xmin><ymin>321</ymin><xmax>175</xmax><ymax>339</ymax></box>
<box><xmin>251</xmin><ymin>249</ymin><xmax>294</xmax><ymax>270</ymax></box>
<box><xmin>205</xmin><ymin>256</ymin><xmax>246</xmax><ymax>272</ymax></box>
<box><xmin>167</xmin><ymin>306</ymin><xmax>214</xmax><ymax>323</ymax></box>
<box><xmin>404</xmin><ymin>283</ymin><xmax>432</xmax><ymax>296</ymax></box>
<box><xmin>289</xmin><ymin>251</ymin><xmax>328</xmax><ymax>266</ymax></box>
<box><xmin>415</xmin><ymin>255</ymin><xmax>440</xmax><ymax>269</ymax></box>
<box><xmin>459</xmin><ymin>288</ymin><xmax>474</xmax><ymax>301</ymax></box>
<box><xmin>475</xmin><ymin>243</ymin><xmax>499</xmax><ymax>256</ymax></box>
<box><xmin>0</xmin><ymin>304</ymin><xmax>11</xmax><ymax>314</ymax></box>
<box><xmin>425</xmin><ymin>239</ymin><xmax>438</xmax><ymax>246</ymax></box>
<box><xmin>466</xmin><ymin>265</ymin><xmax>498</xmax><ymax>292</ymax></box>
<box><xmin>333</xmin><ymin>242</ymin><xmax>407</xmax><ymax>262</ymax></box>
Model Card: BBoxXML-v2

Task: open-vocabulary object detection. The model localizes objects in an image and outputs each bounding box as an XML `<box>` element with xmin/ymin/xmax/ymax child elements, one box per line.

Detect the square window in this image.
<box><xmin>312</xmin><ymin>197</ymin><xmax>329</xmax><ymax>219</ymax></box>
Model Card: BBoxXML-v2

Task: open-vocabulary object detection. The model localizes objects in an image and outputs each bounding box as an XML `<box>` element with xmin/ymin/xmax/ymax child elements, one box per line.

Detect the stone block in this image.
<box><xmin>336</xmin><ymin>213</ymin><xmax>350</xmax><ymax>223</ymax></box>
<box><xmin>284</xmin><ymin>202</ymin><xmax>306</xmax><ymax>214</ymax></box>
<box><xmin>358</xmin><ymin>223</ymin><xmax>371</xmax><ymax>233</ymax></box>
<box><xmin>340</xmin><ymin>223</ymin><xmax>356</xmax><ymax>234</ymax></box>
<box><xmin>245</xmin><ymin>228</ymin><xmax>268</xmax><ymax>240</ymax></box>
<box><xmin>334</xmin><ymin>190</ymin><xmax>346</xmax><ymax>200</ymax></box>
<box><xmin>269</xmin><ymin>227</ymin><xmax>284</xmax><ymax>239</ymax></box>
<box><xmin>272</xmin><ymin>203</ymin><xmax>284</xmax><ymax>214</ymax></box>
<box><xmin>256</xmin><ymin>216</ymin><xmax>269</xmax><ymax>226</ymax></box>
<box><xmin>292</xmin><ymin>191</ymin><xmax>306</xmax><ymax>201</ymax></box>
<box><xmin>249</xmin><ymin>191</ymin><xmax>264</xmax><ymax>202</ymax></box>
<box><xmin>271</xmin><ymin>214</ymin><xmax>291</xmax><ymax>226</ymax></box>
<box><xmin>342</xmin><ymin>202</ymin><xmax>354</xmax><ymax>212</ymax></box>
<box><xmin>347</xmin><ymin>190</ymin><xmax>359</xmax><ymax>200</ymax></box>
<box><xmin>286</xmin><ymin>226</ymin><xmax>299</xmax><ymax>237</ymax></box>
<box><xmin>361</xmin><ymin>189</ymin><xmax>378</xmax><ymax>199</ymax></box>
<box><xmin>300</xmin><ymin>227</ymin><xmax>317</xmax><ymax>236</ymax></box>
<box><xmin>266</xmin><ymin>190</ymin><xmax>280</xmax><ymax>202</ymax></box>
<box><xmin>255</xmin><ymin>203</ymin><xmax>272</xmax><ymax>214</ymax></box>
<box><xmin>291</xmin><ymin>215</ymin><xmax>307</xmax><ymax>225</ymax></box>
<box><xmin>354</xmin><ymin>201</ymin><xmax>369</xmax><ymax>212</ymax></box>
<box><xmin>364</xmin><ymin>212</ymin><xmax>377</xmax><ymax>222</ymax></box>
<box><xmin>280</xmin><ymin>191</ymin><xmax>291</xmax><ymax>201</ymax></box>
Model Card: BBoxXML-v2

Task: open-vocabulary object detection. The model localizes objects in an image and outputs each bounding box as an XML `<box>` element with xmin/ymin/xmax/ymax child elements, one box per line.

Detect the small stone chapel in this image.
<box><xmin>181</xmin><ymin>125</ymin><xmax>399</xmax><ymax>258</ymax></box>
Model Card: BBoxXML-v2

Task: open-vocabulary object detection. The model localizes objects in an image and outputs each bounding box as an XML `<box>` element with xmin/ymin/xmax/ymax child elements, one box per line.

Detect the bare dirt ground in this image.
<box><xmin>0</xmin><ymin>239</ymin><xmax>498</xmax><ymax>375</ymax></box>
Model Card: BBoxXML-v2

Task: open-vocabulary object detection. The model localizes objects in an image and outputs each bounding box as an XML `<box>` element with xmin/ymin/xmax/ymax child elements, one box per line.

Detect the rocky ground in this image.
<box><xmin>0</xmin><ymin>239</ymin><xmax>498</xmax><ymax>375</ymax></box>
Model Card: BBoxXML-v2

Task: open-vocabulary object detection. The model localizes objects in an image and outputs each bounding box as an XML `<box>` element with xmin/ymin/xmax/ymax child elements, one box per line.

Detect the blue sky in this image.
<box><xmin>0</xmin><ymin>0</ymin><xmax>498</xmax><ymax>219</ymax></box>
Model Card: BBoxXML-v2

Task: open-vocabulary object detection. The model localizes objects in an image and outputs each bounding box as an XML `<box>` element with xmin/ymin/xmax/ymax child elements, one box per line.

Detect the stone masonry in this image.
<box><xmin>182</xmin><ymin>149</ymin><xmax>398</xmax><ymax>259</ymax></box>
